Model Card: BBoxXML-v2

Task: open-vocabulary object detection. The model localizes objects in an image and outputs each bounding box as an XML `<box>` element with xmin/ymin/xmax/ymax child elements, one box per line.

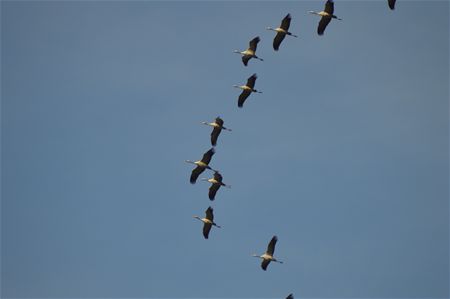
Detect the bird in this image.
<box><xmin>201</xmin><ymin>171</ymin><xmax>231</xmax><ymax>201</ymax></box>
<box><xmin>252</xmin><ymin>235</ymin><xmax>284</xmax><ymax>271</ymax></box>
<box><xmin>309</xmin><ymin>0</ymin><xmax>342</xmax><ymax>36</ymax></box>
<box><xmin>234</xmin><ymin>73</ymin><xmax>262</xmax><ymax>108</ymax></box>
<box><xmin>201</xmin><ymin>117</ymin><xmax>232</xmax><ymax>147</ymax></box>
<box><xmin>388</xmin><ymin>0</ymin><xmax>396</xmax><ymax>10</ymax></box>
<box><xmin>266</xmin><ymin>14</ymin><xmax>298</xmax><ymax>51</ymax></box>
<box><xmin>234</xmin><ymin>36</ymin><xmax>264</xmax><ymax>66</ymax></box>
<box><xmin>185</xmin><ymin>148</ymin><xmax>218</xmax><ymax>184</ymax></box>
<box><xmin>193</xmin><ymin>206</ymin><xmax>221</xmax><ymax>239</ymax></box>
<box><xmin>286</xmin><ymin>294</ymin><xmax>294</xmax><ymax>299</ymax></box>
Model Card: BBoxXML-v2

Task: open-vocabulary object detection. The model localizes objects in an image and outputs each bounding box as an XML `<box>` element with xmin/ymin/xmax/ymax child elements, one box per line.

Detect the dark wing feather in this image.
<box><xmin>246</xmin><ymin>74</ymin><xmax>257</xmax><ymax>89</ymax></box>
<box><xmin>242</xmin><ymin>55</ymin><xmax>251</xmax><ymax>66</ymax></box>
<box><xmin>215</xmin><ymin>117</ymin><xmax>224</xmax><ymax>127</ymax></box>
<box><xmin>267</xmin><ymin>235</ymin><xmax>278</xmax><ymax>255</ymax></box>
<box><xmin>211</xmin><ymin>127</ymin><xmax>221</xmax><ymax>146</ymax></box>
<box><xmin>280</xmin><ymin>14</ymin><xmax>291</xmax><ymax>30</ymax></box>
<box><xmin>318</xmin><ymin>16</ymin><xmax>331</xmax><ymax>35</ymax></box>
<box><xmin>208</xmin><ymin>183</ymin><xmax>221</xmax><ymax>200</ymax></box>
<box><xmin>213</xmin><ymin>171</ymin><xmax>223</xmax><ymax>182</ymax></box>
<box><xmin>203</xmin><ymin>223</ymin><xmax>212</xmax><ymax>239</ymax></box>
<box><xmin>205</xmin><ymin>206</ymin><xmax>214</xmax><ymax>221</ymax></box>
<box><xmin>388</xmin><ymin>0</ymin><xmax>396</xmax><ymax>9</ymax></box>
<box><xmin>286</xmin><ymin>294</ymin><xmax>294</xmax><ymax>299</ymax></box>
<box><xmin>324</xmin><ymin>0</ymin><xmax>334</xmax><ymax>14</ymax></box>
<box><xmin>238</xmin><ymin>90</ymin><xmax>251</xmax><ymax>108</ymax></box>
<box><xmin>201</xmin><ymin>148</ymin><xmax>215</xmax><ymax>164</ymax></box>
<box><xmin>273</xmin><ymin>32</ymin><xmax>286</xmax><ymax>51</ymax></box>
<box><xmin>190</xmin><ymin>166</ymin><xmax>204</xmax><ymax>184</ymax></box>
<box><xmin>261</xmin><ymin>259</ymin><xmax>271</xmax><ymax>271</ymax></box>
<box><xmin>249</xmin><ymin>36</ymin><xmax>260</xmax><ymax>52</ymax></box>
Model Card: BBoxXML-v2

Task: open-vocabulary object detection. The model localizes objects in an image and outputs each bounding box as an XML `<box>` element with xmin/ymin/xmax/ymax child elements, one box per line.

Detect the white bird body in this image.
<box><xmin>240</xmin><ymin>49</ymin><xmax>255</xmax><ymax>56</ymax></box>
<box><xmin>194</xmin><ymin>216</ymin><xmax>213</xmax><ymax>225</ymax></box>
<box><xmin>234</xmin><ymin>85</ymin><xmax>256</xmax><ymax>92</ymax></box>
<box><xmin>271</xmin><ymin>27</ymin><xmax>287</xmax><ymax>34</ymax></box>
<box><xmin>203</xmin><ymin>122</ymin><xmax>221</xmax><ymax>128</ymax></box>
<box><xmin>207</xmin><ymin>178</ymin><xmax>219</xmax><ymax>184</ymax></box>
<box><xmin>194</xmin><ymin>161</ymin><xmax>208</xmax><ymax>167</ymax></box>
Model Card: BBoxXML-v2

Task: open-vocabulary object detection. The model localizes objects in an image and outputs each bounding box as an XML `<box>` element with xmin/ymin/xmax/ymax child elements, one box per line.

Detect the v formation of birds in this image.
<box><xmin>185</xmin><ymin>1</ymin><xmax>397</xmax><ymax>297</ymax></box>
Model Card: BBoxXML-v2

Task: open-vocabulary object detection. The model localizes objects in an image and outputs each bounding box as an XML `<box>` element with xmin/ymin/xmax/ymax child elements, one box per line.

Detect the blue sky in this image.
<box><xmin>1</xmin><ymin>1</ymin><xmax>449</xmax><ymax>298</ymax></box>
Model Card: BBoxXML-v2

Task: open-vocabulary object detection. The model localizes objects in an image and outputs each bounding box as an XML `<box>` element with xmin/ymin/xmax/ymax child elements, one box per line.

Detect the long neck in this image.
<box><xmin>185</xmin><ymin>160</ymin><xmax>196</xmax><ymax>165</ymax></box>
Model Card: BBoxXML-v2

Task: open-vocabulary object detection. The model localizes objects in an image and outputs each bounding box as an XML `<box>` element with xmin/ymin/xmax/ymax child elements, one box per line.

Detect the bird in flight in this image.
<box><xmin>185</xmin><ymin>148</ymin><xmax>218</xmax><ymax>184</ymax></box>
<box><xmin>193</xmin><ymin>206</ymin><xmax>221</xmax><ymax>239</ymax></box>
<box><xmin>234</xmin><ymin>73</ymin><xmax>262</xmax><ymax>108</ymax></box>
<box><xmin>201</xmin><ymin>117</ymin><xmax>232</xmax><ymax>147</ymax></box>
<box><xmin>234</xmin><ymin>36</ymin><xmax>264</xmax><ymax>66</ymax></box>
<box><xmin>201</xmin><ymin>171</ymin><xmax>231</xmax><ymax>201</ymax></box>
<box><xmin>267</xmin><ymin>14</ymin><xmax>298</xmax><ymax>51</ymax></box>
<box><xmin>252</xmin><ymin>235</ymin><xmax>284</xmax><ymax>270</ymax></box>
<box><xmin>309</xmin><ymin>0</ymin><xmax>342</xmax><ymax>36</ymax></box>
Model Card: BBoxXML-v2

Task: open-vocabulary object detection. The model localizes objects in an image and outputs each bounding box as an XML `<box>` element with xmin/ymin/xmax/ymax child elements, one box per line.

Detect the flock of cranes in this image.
<box><xmin>184</xmin><ymin>0</ymin><xmax>398</xmax><ymax>297</ymax></box>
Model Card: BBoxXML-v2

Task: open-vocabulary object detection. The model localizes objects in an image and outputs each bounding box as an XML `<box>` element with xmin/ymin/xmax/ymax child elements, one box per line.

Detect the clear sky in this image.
<box><xmin>1</xmin><ymin>0</ymin><xmax>449</xmax><ymax>298</ymax></box>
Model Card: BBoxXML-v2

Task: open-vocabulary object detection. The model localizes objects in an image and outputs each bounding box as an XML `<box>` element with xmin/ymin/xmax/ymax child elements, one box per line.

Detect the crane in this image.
<box><xmin>234</xmin><ymin>36</ymin><xmax>264</xmax><ymax>66</ymax></box>
<box><xmin>309</xmin><ymin>0</ymin><xmax>342</xmax><ymax>36</ymax></box>
<box><xmin>267</xmin><ymin>14</ymin><xmax>298</xmax><ymax>51</ymax></box>
<box><xmin>201</xmin><ymin>171</ymin><xmax>231</xmax><ymax>201</ymax></box>
<box><xmin>234</xmin><ymin>73</ymin><xmax>262</xmax><ymax>108</ymax></box>
<box><xmin>193</xmin><ymin>206</ymin><xmax>221</xmax><ymax>239</ymax></box>
<box><xmin>252</xmin><ymin>235</ymin><xmax>284</xmax><ymax>270</ymax></box>
<box><xmin>185</xmin><ymin>148</ymin><xmax>218</xmax><ymax>184</ymax></box>
<box><xmin>202</xmin><ymin>117</ymin><xmax>232</xmax><ymax>146</ymax></box>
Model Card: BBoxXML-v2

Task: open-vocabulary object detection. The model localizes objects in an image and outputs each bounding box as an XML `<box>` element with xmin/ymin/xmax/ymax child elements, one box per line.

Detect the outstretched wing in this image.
<box><xmin>203</xmin><ymin>223</ymin><xmax>212</xmax><ymax>239</ymax></box>
<box><xmin>208</xmin><ymin>184</ymin><xmax>221</xmax><ymax>200</ymax></box>
<box><xmin>273</xmin><ymin>32</ymin><xmax>286</xmax><ymax>51</ymax></box>
<box><xmin>238</xmin><ymin>90</ymin><xmax>252</xmax><ymax>108</ymax></box>
<box><xmin>324</xmin><ymin>0</ymin><xmax>334</xmax><ymax>14</ymax></box>
<box><xmin>317</xmin><ymin>16</ymin><xmax>331</xmax><ymax>35</ymax></box>
<box><xmin>388</xmin><ymin>0</ymin><xmax>396</xmax><ymax>9</ymax></box>
<box><xmin>205</xmin><ymin>206</ymin><xmax>214</xmax><ymax>221</ymax></box>
<box><xmin>249</xmin><ymin>36</ymin><xmax>260</xmax><ymax>52</ymax></box>
<box><xmin>211</xmin><ymin>127</ymin><xmax>221</xmax><ymax>146</ymax></box>
<box><xmin>242</xmin><ymin>55</ymin><xmax>251</xmax><ymax>66</ymax></box>
<box><xmin>266</xmin><ymin>235</ymin><xmax>278</xmax><ymax>255</ymax></box>
<box><xmin>201</xmin><ymin>148</ymin><xmax>215</xmax><ymax>164</ymax></box>
<box><xmin>280</xmin><ymin>14</ymin><xmax>291</xmax><ymax>31</ymax></box>
<box><xmin>286</xmin><ymin>294</ymin><xmax>294</xmax><ymax>299</ymax></box>
<box><xmin>215</xmin><ymin>117</ymin><xmax>224</xmax><ymax>127</ymax></box>
<box><xmin>213</xmin><ymin>171</ymin><xmax>223</xmax><ymax>182</ymax></box>
<box><xmin>261</xmin><ymin>259</ymin><xmax>271</xmax><ymax>271</ymax></box>
<box><xmin>246</xmin><ymin>74</ymin><xmax>257</xmax><ymax>89</ymax></box>
<box><xmin>190</xmin><ymin>166</ymin><xmax>205</xmax><ymax>184</ymax></box>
